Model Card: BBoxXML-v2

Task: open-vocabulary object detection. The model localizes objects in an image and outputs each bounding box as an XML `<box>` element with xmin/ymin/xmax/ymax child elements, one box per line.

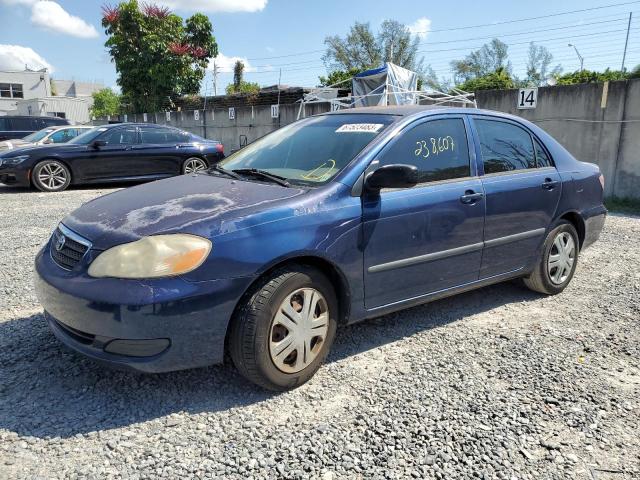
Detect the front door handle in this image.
<box><xmin>542</xmin><ymin>178</ymin><xmax>558</xmax><ymax>190</ymax></box>
<box><xmin>460</xmin><ymin>190</ymin><xmax>484</xmax><ymax>204</ymax></box>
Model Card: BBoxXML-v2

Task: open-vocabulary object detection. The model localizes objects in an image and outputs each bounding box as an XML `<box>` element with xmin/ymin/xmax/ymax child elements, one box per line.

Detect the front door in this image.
<box><xmin>74</xmin><ymin>126</ymin><xmax>139</xmax><ymax>181</ymax></box>
<box><xmin>471</xmin><ymin>117</ymin><xmax>562</xmax><ymax>278</ymax></box>
<box><xmin>363</xmin><ymin>116</ymin><xmax>485</xmax><ymax>309</ymax></box>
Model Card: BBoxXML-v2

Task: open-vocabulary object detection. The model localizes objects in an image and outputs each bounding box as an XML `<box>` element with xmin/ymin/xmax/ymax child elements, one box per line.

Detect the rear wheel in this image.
<box><xmin>32</xmin><ymin>160</ymin><xmax>71</xmax><ymax>192</ymax></box>
<box><xmin>182</xmin><ymin>157</ymin><xmax>208</xmax><ymax>174</ymax></box>
<box><xmin>523</xmin><ymin>220</ymin><xmax>579</xmax><ymax>295</ymax></box>
<box><xmin>229</xmin><ymin>265</ymin><xmax>338</xmax><ymax>390</ymax></box>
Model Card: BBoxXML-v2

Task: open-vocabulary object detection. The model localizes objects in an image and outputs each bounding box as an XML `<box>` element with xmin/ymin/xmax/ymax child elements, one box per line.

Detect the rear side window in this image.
<box><xmin>9</xmin><ymin>118</ymin><xmax>33</xmax><ymax>131</ymax></box>
<box><xmin>0</xmin><ymin>118</ymin><xmax>7</xmax><ymax>130</ymax></box>
<box><xmin>377</xmin><ymin>118</ymin><xmax>471</xmax><ymax>184</ymax></box>
<box><xmin>534</xmin><ymin>138</ymin><xmax>553</xmax><ymax>167</ymax></box>
<box><xmin>475</xmin><ymin>119</ymin><xmax>535</xmax><ymax>173</ymax></box>
<box><xmin>99</xmin><ymin>127</ymin><xmax>138</xmax><ymax>145</ymax></box>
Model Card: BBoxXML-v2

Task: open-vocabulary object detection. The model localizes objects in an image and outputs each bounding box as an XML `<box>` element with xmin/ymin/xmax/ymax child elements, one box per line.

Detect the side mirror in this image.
<box><xmin>92</xmin><ymin>140</ymin><xmax>107</xmax><ymax>149</ymax></box>
<box><xmin>42</xmin><ymin>138</ymin><xmax>52</xmax><ymax>144</ymax></box>
<box><xmin>365</xmin><ymin>164</ymin><xmax>419</xmax><ymax>191</ymax></box>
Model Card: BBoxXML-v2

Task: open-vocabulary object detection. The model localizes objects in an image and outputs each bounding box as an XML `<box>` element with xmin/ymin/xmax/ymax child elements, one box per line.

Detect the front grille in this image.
<box><xmin>50</xmin><ymin>225</ymin><xmax>90</xmax><ymax>270</ymax></box>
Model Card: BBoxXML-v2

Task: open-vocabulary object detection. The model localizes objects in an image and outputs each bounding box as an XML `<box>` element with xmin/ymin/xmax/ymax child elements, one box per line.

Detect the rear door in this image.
<box><xmin>470</xmin><ymin>116</ymin><xmax>561</xmax><ymax>278</ymax></box>
<box><xmin>132</xmin><ymin>126</ymin><xmax>185</xmax><ymax>176</ymax></box>
<box><xmin>362</xmin><ymin>115</ymin><xmax>485</xmax><ymax>309</ymax></box>
<box><xmin>74</xmin><ymin>126</ymin><xmax>140</xmax><ymax>181</ymax></box>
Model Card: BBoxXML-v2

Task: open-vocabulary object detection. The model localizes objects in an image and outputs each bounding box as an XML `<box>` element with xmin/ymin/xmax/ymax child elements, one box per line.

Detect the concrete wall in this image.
<box><xmin>475</xmin><ymin>79</ymin><xmax>640</xmax><ymax>199</ymax></box>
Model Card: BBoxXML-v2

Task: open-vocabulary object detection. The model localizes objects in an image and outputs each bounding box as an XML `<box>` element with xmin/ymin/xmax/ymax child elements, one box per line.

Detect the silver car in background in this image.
<box><xmin>0</xmin><ymin>125</ymin><xmax>94</xmax><ymax>152</ymax></box>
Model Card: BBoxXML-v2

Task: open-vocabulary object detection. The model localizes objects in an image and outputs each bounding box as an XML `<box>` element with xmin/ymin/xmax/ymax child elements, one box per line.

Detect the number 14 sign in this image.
<box><xmin>518</xmin><ymin>88</ymin><xmax>537</xmax><ymax>109</ymax></box>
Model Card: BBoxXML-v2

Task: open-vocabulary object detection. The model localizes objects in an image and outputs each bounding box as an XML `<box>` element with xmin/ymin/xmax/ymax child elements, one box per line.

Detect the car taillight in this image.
<box><xmin>599</xmin><ymin>173</ymin><xmax>605</xmax><ymax>190</ymax></box>
<box><xmin>215</xmin><ymin>143</ymin><xmax>224</xmax><ymax>154</ymax></box>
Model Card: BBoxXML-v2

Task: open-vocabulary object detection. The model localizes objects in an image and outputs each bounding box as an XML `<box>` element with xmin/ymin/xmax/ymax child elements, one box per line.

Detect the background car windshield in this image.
<box><xmin>67</xmin><ymin>127</ymin><xmax>103</xmax><ymax>145</ymax></box>
<box><xmin>22</xmin><ymin>128</ymin><xmax>54</xmax><ymax>142</ymax></box>
<box><xmin>219</xmin><ymin>114</ymin><xmax>395</xmax><ymax>185</ymax></box>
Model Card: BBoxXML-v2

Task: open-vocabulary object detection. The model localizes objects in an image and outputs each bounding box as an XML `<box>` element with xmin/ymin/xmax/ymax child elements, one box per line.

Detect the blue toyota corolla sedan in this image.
<box><xmin>34</xmin><ymin>106</ymin><xmax>606</xmax><ymax>390</ymax></box>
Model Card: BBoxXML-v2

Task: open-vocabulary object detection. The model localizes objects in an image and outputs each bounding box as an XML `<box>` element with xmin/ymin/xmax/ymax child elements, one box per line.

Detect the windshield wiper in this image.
<box><xmin>207</xmin><ymin>164</ymin><xmax>243</xmax><ymax>180</ymax></box>
<box><xmin>232</xmin><ymin>168</ymin><xmax>291</xmax><ymax>187</ymax></box>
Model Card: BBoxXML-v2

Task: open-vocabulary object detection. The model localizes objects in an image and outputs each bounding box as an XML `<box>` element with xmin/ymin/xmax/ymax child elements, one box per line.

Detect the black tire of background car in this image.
<box><xmin>228</xmin><ymin>264</ymin><xmax>338</xmax><ymax>391</ymax></box>
<box><xmin>32</xmin><ymin>160</ymin><xmax>72</xmax><ymax>193</ymax></box>
<box><xmin>522</xmin><ymin>220</ymin><xmax>579</xmax><ymax>295</ymax></box>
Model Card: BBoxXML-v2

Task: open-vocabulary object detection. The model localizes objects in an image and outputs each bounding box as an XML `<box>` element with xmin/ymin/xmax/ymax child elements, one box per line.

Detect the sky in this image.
<box><xmin>0</xmin><ymin>0</ymin><xmax>638</xmax><ymax>95</ymax></box>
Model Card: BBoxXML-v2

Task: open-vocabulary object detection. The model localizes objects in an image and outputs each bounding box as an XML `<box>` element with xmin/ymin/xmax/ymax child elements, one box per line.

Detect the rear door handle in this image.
<box><xmin>460</xmin><ymin>190</ymin><xmax>484</xmax><ymax>204</ymax></box>
<box><xmin>542</xmin><ymin>178</ymin><xmax>558</xmax><ymax>190</ymax></box>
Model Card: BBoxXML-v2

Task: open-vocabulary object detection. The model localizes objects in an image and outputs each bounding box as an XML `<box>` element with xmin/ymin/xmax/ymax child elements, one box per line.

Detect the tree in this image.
<box><xmin>318</xmin><ymin>67</ymin><xmax>363</xmax><ymax>92</ymax></box>
<box><xmin>90</xmin><ymin>88</ymin><xmax>122</xmax><ymax>117</ymax></box>
<box><xmin>233</xmin><ymin>60</ymin><xmax>244</xmax><ymax>91</ymax></box>
<box><xmin>322</xmin><ymin>20</ymin><xmax>426</xmax><ymax>84</ymax></box>
<box><xmin>457</xmin><ymin>67</ymin><xmax>515</xmax><ymax>92</ymax></box>
<box><xmin>524</xmin><ymin>43</ymin><xmax>561</xmax><ymax>86</ymax></box>
<box><xmin>101</xmin><ymin>1</ymin><xmax>217</xmax><ymax>112</ymax></box>
<box><xmin>451</xmin><ymin>39</ymin><xmax>511</xmax><ymax>84</ymax></box>
<box><xmin>554</xmin><ymin>68</ymin><xmax>630</xmax><ymax>85</ymax></box>
<box><xmin>225</xmin><ymin>81</ymin><xmax>260</xmax><ymax>95</ymax></box>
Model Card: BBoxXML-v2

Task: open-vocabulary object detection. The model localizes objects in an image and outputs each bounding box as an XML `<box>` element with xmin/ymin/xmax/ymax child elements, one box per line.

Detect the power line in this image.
<box><xmin>244</xmin><ymin>1</ymin><xmax>640</xmax><ymax>61</ymax></box>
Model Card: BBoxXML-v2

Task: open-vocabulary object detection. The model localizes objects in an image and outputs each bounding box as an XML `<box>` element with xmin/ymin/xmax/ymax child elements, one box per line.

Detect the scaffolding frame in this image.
<box><xmin>297</xmin><ymin>78</ymin><xmax>477</xmax><ymax>120</ymax></box>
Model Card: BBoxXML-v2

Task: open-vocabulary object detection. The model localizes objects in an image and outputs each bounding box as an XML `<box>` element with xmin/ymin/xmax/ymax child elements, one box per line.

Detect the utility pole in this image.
<box><xmin>202</xmin><ymin>70</ymin><xmax>208</xmax><ymax>139</ymax></box>
<box><xmin>212</xmin><ymin>59</ymin><xmax>218</xmax><ymax>96</ymax></box>
<box><xmin>568</xmin><ymin>43</ymin><xmax>584</xmax><ymax>72</ymax></box>
<box><xmin>276</xmin><ymin>68</ymin><xmax>282</xmax><ymax>128</ymax></box>
<box><xmin>621</xmin><ymin>12</ymin><xmax>633</xmax><ymax>72</ymax></box>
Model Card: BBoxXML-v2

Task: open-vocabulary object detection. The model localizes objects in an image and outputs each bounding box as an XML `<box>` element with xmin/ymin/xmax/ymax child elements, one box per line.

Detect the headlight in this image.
<box><xmin>88</xmin><ymin>234</ymin><xmax>212</xmax><ymax>279</ymax></box>
<box><xmin>1</xmin><ymin>155</ymin><xmax>29</xmax><ymax>166</ymax></box>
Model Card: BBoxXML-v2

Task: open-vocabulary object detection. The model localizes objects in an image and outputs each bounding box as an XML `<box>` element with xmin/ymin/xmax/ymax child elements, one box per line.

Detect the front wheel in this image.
<box><xmin>523</xmin><ymin>220</ymin><xmax>579</xmax><ymax>295</ymax></box>
<box><xmin>32</xmin><ymin>160</ymin><xmax>71</xmax><ymax>192</ymax></box>
<box><xmin>228</xmin><ymin>265</ymin><xmax>338</xmax><ymax>390</ymax></box>
<box><xmin>182</xmin><ymin>157</ymin><xmax>208</xmax><ymax>174</ymax></box>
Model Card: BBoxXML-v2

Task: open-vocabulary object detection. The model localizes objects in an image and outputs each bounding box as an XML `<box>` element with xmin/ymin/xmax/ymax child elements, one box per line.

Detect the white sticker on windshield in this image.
<box><xmin>336</xmin><ymin>123</ymin><xmax>384</xmax><ymax>133</ymax></box>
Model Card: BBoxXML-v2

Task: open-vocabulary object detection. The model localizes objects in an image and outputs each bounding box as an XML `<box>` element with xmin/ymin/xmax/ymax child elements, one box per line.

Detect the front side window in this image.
<box><xmin>49</xmin><ymin>128</ymin><xmax>75</xmax><ymax>143</ymax></box>
<box><xmin>475</xmin><ymin>119</ymin><xmax>535</xmax><ymax>173</ymax></box>
<box><xmin>99</xmin><ymin>127</ymin><xmax>138</xmax><ymax>145</ymax></box>
<box><xmin>376</xmin><ymin>118</ymin><xmax>471</xmax><ymax>184</ymax></box>
<box><xmin>219</xmin><ymin>114</ymin><xmax>395</xmax><ymax>186</ymax></box>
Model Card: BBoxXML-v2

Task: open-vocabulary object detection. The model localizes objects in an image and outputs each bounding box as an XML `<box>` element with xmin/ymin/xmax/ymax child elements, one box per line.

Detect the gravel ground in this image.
<box><xmin>0</xmin><ymin>183</ymin><xmax>638</xmax><ymax>480</ymax></box>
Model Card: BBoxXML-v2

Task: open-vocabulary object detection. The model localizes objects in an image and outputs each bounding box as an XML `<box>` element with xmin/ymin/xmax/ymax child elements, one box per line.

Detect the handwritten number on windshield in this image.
<box><xmin>415</xmin><ymin>136</ymin><xmax>455</xmax><ymax>158</ymax></box>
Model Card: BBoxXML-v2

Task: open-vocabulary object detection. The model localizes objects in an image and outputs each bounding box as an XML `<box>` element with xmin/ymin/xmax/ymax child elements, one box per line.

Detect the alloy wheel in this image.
<box><xmin>269</xmin><ymin>288</ymin><xmax>330</xmax><ymax>374</ymax></box>
<box><xmin>547</xmin><ymin>231</ymin><xmax>575</xmax><ymax>285</ymax></box>
<box><xmin>183</xmin><ymin>158</ymin><xmax>207</xmax><ymax>174</ymax></box>
<box><xmin>37</xmin><ymin>162</ymin><xmax>68</xmax><ymax>191</ymax></box>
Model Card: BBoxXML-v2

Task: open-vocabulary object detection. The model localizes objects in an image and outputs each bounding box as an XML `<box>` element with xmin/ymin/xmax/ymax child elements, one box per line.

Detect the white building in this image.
<box><xmin>1</xmin><ymin>69</ymin><xmax>103</xmax><ymax>124</ymax></box>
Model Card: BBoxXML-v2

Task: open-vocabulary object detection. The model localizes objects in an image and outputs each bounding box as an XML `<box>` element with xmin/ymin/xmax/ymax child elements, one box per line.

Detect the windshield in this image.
<box><xmin>218</xmin><ymin>114</ymin><xmax>395</xmax><ymax>186</ymax></box>
<box><xmin>22</xmin><ymin>128</ymin><xmax>55</xmax><ymax>142</ymax></box>
<box><xmin>67</xmin><ymin>126</ymin><xmax>103</xmax><ymax>145</ymax></box>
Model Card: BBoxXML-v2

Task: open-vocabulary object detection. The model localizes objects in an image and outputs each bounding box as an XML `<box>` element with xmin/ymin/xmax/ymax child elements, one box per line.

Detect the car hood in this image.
<box><xmin>62</xmin><ymin>174</ymin><xmax>307</xmax><ymax>250</ymax></box>
<box><xmin>0</xmin><ymin>142</ymin><xmax>77</xmax><ymax>157</ymax></box>
<box><xmin>0</xmin><ymin>139</ymin><xmax>31</xmax><ymax>151</ymax></box>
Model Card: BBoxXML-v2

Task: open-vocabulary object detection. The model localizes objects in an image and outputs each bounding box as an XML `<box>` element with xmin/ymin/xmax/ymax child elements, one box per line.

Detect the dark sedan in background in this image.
<box><xmin>0</xmin><ymin>123</ymin><xmax>224</xmax><ymax>191</ymax></box>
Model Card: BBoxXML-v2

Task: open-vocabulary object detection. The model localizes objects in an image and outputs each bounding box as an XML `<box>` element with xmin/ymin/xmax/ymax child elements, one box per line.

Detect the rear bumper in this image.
<box><xmin>582</xmin><ymin>204</ymin><xmax>607</xmax><ymax>250</ymax></box>
<box><xmin>34</xmin><ymin>245</ymin><xmax>255</xmax><ymax>373</ymax></box>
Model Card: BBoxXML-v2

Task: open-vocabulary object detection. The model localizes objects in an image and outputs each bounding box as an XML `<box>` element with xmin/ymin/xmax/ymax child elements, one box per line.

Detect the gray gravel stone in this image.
<box><xmin>0</xmin><ymin>184</ymin><xmax>639</xmax><ymax>479</ymax></box>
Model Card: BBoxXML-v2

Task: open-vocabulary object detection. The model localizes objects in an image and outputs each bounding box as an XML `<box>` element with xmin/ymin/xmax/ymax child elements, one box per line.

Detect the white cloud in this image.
<box><xmin>158</xmin><ymin>0</ymin><xmax>267</xmax><ymax>13</ymax></box>
<box><xmin>408</xmin><ymin>17</ymin><xmax>431</xmax><ymax>40</ymax></box>
<box><xmin>30</xmin><ymin>1</ymin><xmax>98</xmax><ymax>38</ymax></box>
<box><xmin>210</xmin><ymin>53</ymin><xmax>255</xmax><ymax>73</ymax></box>
<box><xmin>0</xmin><ymin>44</ymin><xmax>54</xmax><ymax>72</ymax></box>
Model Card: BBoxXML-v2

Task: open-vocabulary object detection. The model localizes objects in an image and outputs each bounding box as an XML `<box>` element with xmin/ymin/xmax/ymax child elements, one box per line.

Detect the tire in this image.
<box><xmin>523</xmin><ymin>220</ymin><xmax>579</xmax><ymax>295</ymax></box>
<box><xmin>182</xmin><ymin>157</ymin><xmax>208</xmax><ymax>174</ymax></box>
<box><xmin>229</xmin><ymin>265</ymin><xmax>338</xmax><ymax>391</ymax></box>
<box><xmin>32</xmin><ymin>160</ymin><xmax>71</xmax><ymax>192</ymax></box>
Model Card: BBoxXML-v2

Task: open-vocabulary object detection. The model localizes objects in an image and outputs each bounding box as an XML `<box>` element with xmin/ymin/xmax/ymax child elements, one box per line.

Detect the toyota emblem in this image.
<box><xmin>55</xmin><ymin>234</ymin><xmax>66</xmax><ymax>252</ymax></box>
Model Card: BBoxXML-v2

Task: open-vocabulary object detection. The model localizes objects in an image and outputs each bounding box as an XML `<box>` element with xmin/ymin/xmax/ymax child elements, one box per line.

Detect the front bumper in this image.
<box><xmin>0</xmin><ymin>166</ymin><xmax>29</xmax><ymax>186</ymax></box>
<box><xmin>34</xmin><ymin>243</ymin><xmax>255</xmax><ymax>373</ymax></box>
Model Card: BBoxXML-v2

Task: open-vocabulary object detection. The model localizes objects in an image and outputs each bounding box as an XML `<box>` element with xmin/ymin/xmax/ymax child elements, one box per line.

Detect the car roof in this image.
<box><xmin>326</xmin><ymin>105</ymin><xmax>521</xmax><ymax>123</ymax></box>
